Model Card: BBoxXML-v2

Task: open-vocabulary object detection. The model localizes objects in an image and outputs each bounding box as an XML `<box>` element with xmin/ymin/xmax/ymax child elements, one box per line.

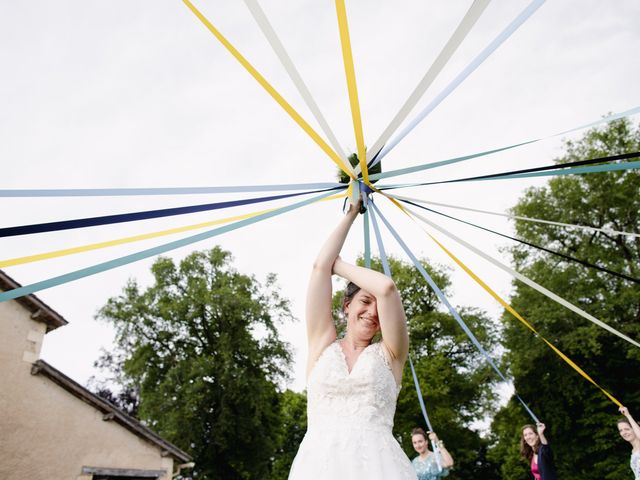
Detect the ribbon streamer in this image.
<box><xmin>369</xmin><ymin>106</ymin><xmax>640</xmax><ymax>181</ymax></box>
<box><xmin>409</xmin><ymin>151</ymin><xmax>640</xmax><ymax>186</ymax></box>
<box><xmin>1</xmin><ymin>192</ymin><xmax>347</xmax><ymax>269</ymax></box>
<box><xmin>1</xmin><ymin>209</ymin><xmax>270</xmax><ymax>268</ymax></box>
<box><xmin>478</xmin><ymin>159</ymin><xmax>640</xmax><ymax>182</ymax></box>
<box><xmin>369</xmin><ymin>203</ymin><xmax>444</xmax><ymax>470</ymax></box>
<box><xmin>0</xmin><ymin>190</ymin><xmax>338</xmax><ymax>302</ymax></box>
<box><xmin>335</xmin><ymin>0</ymin><xmax>368</xmax><ymax>183</ymax></box>
<box><xmin>361</xmin><ymin>0</ymin><xmax>491</xmax><ymax>168</ymax></box>
<box><xmin>409</xmin><ymin>158</ymin><xmax>640</xmax><ymax>188</ymax></box>
<box><xmin>371</xmin><ymin>201</ymin><xmax>539</xmax><ymax>422</ymax></box>
<box><xmin>0</xmin><ymin>182</ymin><xmax>344</xmax><ymax>198</ymax></box>
<box><xmin>368</xmin><ymin>203</ymin><xmax>392</xmax><ymax>277</ymax></box>
<box><xmin>243</xmin><ymin>0</ymin><xmax>349</xmax><ymax>163</ymax></box>
<box><xmin>0</xmin><ymin>188</ymin><xmax>340</xmax><ymax>238</ymax></box>
<box><xmin>389</xmin><ymin>195</ymin><xmax>640</xmax><ymax>239</ymax></box>
<box><xmin>404</xmin><ymin>208</ymin><xmax>623</xmax><ymax>406</ymax></box>
<box><xmin>182</xmin><ymin>0</ymin><xmax>355</xmax><ymax>179</ymax></box>
<box><xmin>397</xmin><ymin>204</ymin><xmax>640</xmax><ymax>349</ymax></box>
<box><xmin>372</xmin><ymin>0</ymin><xmax>546</xmax><ymax>166</ymax></box>
<box><xmin>363</xmin><ymin>210</ymin><xmax>371</xmax><ymax>268</ymax></box>
<box><xmin>399</xmin><ymin>200</ymin><xmax>640</xmax><ymax>284</ymax></box>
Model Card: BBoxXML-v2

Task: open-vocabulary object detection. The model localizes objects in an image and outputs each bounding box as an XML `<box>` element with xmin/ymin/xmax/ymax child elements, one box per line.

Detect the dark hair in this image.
<box><xmin>411</xmin><ymin>427</ymin><xmax>428</xmax><ymax>441</ymax></box>
<box><xmin>342</xmin><ymin>281</ymin><xmax>361</xmax><ymax>310</ymax></box>
<box><xmin>519</xmin><ymin>424</ymin><xmax>540</xmax><ymax>461</ymax></box>
<box><xmin>618</xmin><ymin>417</ymin><xmax>632</xmax><ymax>427</ymax></box>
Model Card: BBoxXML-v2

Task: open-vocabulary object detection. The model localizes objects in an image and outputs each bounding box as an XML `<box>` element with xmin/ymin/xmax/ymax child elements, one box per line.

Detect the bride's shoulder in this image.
<box><xmin>306</xmin><ymin>338</ymin><xmax>339</xmax><ymax>377</ymax></box>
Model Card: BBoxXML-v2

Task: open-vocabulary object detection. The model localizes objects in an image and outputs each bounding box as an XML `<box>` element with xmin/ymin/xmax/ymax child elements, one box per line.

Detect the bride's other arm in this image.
<box><xmin>306</xmin><ymin>205</ymin><xmax>359</xmax><ymax>376</ymax></box>
<box><xmin>332</xmin><ymin>258</ymin><xmax>409</xmax><ymax>382</ymax></box>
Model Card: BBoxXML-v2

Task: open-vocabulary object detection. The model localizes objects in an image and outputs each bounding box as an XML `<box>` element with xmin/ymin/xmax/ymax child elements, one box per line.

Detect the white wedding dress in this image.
<box><xmin>289</xmin><ymin>341</ymin><xmax>417</xmax><ymax>479</ymax></box>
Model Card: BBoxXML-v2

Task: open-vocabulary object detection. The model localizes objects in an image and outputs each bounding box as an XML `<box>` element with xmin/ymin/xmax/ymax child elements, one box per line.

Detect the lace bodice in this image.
<box><xmin>289</xmin><ymin>340</ymin><xmax>416</xmax><ymax>479</ymax></box>
<box><xmin>306</xmin><ymin>341</ymin><xmax>400</xmax><ymax>433</ymax></box>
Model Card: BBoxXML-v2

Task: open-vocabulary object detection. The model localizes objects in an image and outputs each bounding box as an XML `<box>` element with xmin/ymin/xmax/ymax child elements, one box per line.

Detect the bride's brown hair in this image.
<box><xmin>342</xmin><ymin>281</ymin><xmax>361</xmax><ymax>310</ymax></box>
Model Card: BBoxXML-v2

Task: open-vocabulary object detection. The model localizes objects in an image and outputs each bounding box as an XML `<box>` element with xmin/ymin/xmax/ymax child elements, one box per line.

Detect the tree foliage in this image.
<box><xmin>489</xmin><ymin>118</ymin><xmax>640</xmax><ymax>479</ymax></box>
<box><xmin>270</xmin><ymin>389</ymin><xmax>307</xmax><ymax>480</ymax></box>
<box><xmin>334</xmin><ymin>255</ymin><xmax>501</xmax><ymax>478</ymax></box>
<box><xmin>97</xmin><ymin>247</ymin><xmax>293</xmax><ymax>479</ymax></box>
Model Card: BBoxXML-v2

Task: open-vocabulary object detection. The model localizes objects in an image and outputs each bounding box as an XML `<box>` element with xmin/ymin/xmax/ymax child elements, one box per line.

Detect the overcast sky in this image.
<box><xmin>1</xmin><ymin>0</ymin><xmax>639</xmax><ymax>393</ymax></box>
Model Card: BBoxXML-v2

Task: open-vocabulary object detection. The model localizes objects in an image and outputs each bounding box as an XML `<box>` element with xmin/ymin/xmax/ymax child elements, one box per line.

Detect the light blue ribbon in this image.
<box><xmin>372</xmin><ymin>0</ymin><xmax>546</xmax><ymax>165</ymax></box>
<box><xmin>409</xmin><ymin>355</ymin><xmax>443</xmax><ymax>473</ymax></box>
<box><xmin>0</xmin><ymin>182</ymin><xmax>344</xmax><ymax>197</ymax></box>
<box><xmin>370</xmin><ymin>201</ymin><xmax>539</xmax><ymax>423</ymax></box>
<box><xmin>370</xmin><ymin>202</ymin><xmax>442</xmax><ymax>471</ymax></box>
<box><xmin>368</xmin><ymin>203</ymin><xmax>391</xmax><ymax>277</ymax></box>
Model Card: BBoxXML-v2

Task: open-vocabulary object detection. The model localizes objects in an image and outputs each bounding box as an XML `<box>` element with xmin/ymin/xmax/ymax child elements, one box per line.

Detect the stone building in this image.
<box><xmin>0</xmin><ymin>270</ymin><xmax>193</xmax><ymax>480</ymax></box>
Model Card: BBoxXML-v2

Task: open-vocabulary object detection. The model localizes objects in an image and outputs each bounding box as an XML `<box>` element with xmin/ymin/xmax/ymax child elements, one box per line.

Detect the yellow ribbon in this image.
<box><xmin>0</xmin><ymin>209</ymin><xmax>272</xmax><ymax>268</ymax></box>
<box><xmin>182</xmin><ymin>0</ymin><xmax>355</xmax><ymax>180</ymax></box>
<box><xmin>335</xmin><ymin>0</ymin><xmax>368</xmax><ymax>183</ymax></box>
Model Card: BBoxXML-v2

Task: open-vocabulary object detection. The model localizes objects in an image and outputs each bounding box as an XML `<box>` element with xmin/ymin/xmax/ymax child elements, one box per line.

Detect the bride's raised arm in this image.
<box><xmin>305</xmin><ymin>204</ymin><xmax>359</xmax><ymax>375</ymax></box>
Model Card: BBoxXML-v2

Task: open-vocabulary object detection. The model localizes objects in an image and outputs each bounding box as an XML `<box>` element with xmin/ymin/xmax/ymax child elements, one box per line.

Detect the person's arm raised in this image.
<box><xmin>620</xmin><ymin>407</ymin><xmax>640</xmax><ymax>440</ymax></box>
<box><xmin>305</xmin><ymin>205</ymin><xmax>359</xmax><ymax>375</ymax></box>
<box><xmin>332</xmin><ymin>258</ymin><xmax>409</xmax><ymax>379</ymax></box>
<box><xmin>428</xmin><ymin>432</ymin><xmax>454</xmax><ymax>469</ymax></box>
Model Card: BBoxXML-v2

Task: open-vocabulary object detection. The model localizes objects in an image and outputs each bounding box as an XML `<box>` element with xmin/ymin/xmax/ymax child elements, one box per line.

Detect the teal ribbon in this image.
<box><xmin>363</xmin><ymin>210</ymin><xmax>371</xmax><ymax>269</ymax></box>
<box><xmin>368</xmin><ymin>203</ymin><xmax>391</xmax><ymax>277</ymax></box>
<box><xmin>478</xmin><ymin>159</ymin><xmax>640</xmax><ymax>181</ymax></box>
<box><xmin>369</xmin><ymin>106</ymin><xmax>640</xmax><ymax>181</ymax></box>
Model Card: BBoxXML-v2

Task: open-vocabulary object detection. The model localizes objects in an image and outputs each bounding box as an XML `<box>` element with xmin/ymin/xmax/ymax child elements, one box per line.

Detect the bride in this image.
<box><xmin>289</xmin><ymin>202</ymin><xmax>416</xmax><ymax>479</ymax></box>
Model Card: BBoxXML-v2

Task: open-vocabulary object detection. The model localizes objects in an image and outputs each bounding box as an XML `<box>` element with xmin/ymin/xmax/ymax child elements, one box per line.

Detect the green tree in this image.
<box><xmin>97</xmin><ymin>247</ymin><xmax>293</xmax><ymax>480</ymax></box>
<box><xmin>270</xmin><ymin>390</ymin><xmax>307</xmax><ymax>480</ymax></box>
<box><xmin>489</xmin><ymin>118</ymin><xmax>640</xmax><ymax>479</ymax></box>
<box><xmin>333</xmin><ymin>256</ymin><xmax>501</xmax><ymax>478</ymax></box>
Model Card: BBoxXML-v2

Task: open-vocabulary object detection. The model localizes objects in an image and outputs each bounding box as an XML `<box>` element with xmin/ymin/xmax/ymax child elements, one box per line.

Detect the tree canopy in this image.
<box><xmin>489</xmin><ymin>118</ymin><xmax>640</xmax><ymax>479</ymax></box>
<box><xmin>97</xmin><ymin>247</ymin><xmax>293</xmax><ymax>479</ymax></box>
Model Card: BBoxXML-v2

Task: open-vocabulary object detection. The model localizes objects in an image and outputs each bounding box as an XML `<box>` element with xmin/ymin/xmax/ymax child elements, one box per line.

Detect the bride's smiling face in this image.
<box><xmin>344</xmin><ymin>289</ymin><xmax>380</xmax><ymax>340</ymax></box>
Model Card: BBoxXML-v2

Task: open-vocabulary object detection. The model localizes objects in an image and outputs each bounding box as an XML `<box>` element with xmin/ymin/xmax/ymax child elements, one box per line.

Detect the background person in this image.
<box><xmin>618</xmin><ymin>406</ymin><xmax>640</xmax><ymax>479</ymax></box>
<box><xmin>520</xmin><ymin>422</ymin><xmax>557</xmax><ymax>480</ymax></box>
<box><xmin>411</xmin><ymin>427</ymin><xmax>453</xmax><ymax>479</ymax></box>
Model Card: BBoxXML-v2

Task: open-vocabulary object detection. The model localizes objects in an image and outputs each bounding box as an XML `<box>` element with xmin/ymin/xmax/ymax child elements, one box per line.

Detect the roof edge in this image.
<box><xmin>31</xmin><ymin>359</ymin><xmax>192</xmax><ymax>463</ymax></box>
<box><xmin>0</xmin><ymin>270</ymin><xmax>68</xmax><ymax>332</ymax></box>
